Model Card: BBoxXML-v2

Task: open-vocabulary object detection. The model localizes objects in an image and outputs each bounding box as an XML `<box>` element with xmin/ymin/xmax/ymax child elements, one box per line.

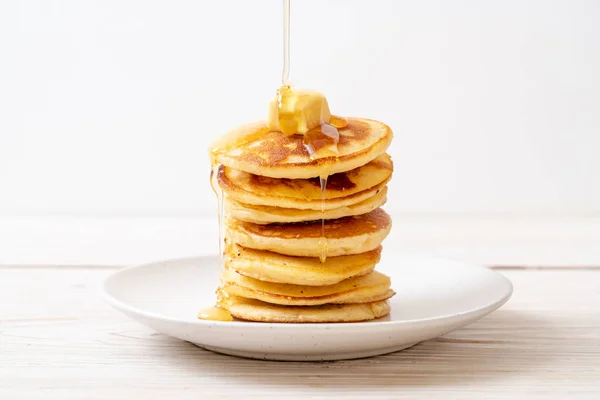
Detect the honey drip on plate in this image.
<box><xmin>197</xmin><ymin>306</ymin><xmax>233</xmax><ymax>322</ymax></box>
<box><xmin>198</xmin><ymin>161</ymin><xmax>233</xmax><ymax>322</ymax></box>
<box><xmin>197</xmin><ymin>286</ymin><xmax>232</xmax><ymax>322</ymax></box>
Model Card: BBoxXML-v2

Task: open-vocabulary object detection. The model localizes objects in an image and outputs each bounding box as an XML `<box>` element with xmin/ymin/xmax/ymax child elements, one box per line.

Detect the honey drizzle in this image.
<box><xmin>217</xmin><ymin>172</ymin><xmax>225</xmax><ymax>273</ymax></box>
<box><xmin>302</xmin><ymin>124</ymin><xmax>340</xmax><ymax>157</ymax></box>
<box><xmin>303</xmin><ymin>124</ymin><xmax>341</xmax><ymax>264</ymax></box>
<box><xmin>330</xmin><ymin>115</ymin><xmax>348</xmax><ymax>129</ymax></box>
<box><xmin>318</xmin><ymin>175</ymin><xmax>328</xmax><ymax>263</ymax></box>
<box><xmin>198</xmin><ymin>161</ymin><xmax>233</xmax><ymax>322</ymax></box>
<box><xmin>209</xmin><ymin>161</ymin><xmax>226</xmax><ymax>273</ymax></box>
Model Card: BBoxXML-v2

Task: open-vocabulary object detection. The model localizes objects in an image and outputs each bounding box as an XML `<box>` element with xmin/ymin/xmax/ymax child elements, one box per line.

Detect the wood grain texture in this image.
<box><xmin>1</xmin><ymin>267</ymin><xmax>599</xmax><ymax>399</ymax></box>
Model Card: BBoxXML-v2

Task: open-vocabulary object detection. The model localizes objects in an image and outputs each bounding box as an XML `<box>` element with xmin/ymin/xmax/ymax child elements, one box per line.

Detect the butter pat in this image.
<box><xmin>268</xmin><ymin>86</ymin><xmax>331</xmax><ymax>135</ymax></box>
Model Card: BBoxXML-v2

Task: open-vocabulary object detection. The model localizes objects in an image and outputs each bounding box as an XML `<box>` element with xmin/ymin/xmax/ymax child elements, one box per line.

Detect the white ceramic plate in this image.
<box><xmin>102</xmin><ymin>255</ymin><xmax>512</xmax><ymax>361</ymax></box>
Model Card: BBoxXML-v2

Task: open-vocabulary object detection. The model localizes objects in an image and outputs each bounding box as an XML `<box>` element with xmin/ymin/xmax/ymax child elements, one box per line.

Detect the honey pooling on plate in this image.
<box><xmin>199</xmin><ymin>0</ymin><xmax>395</xmax><ymax>322</ymax></box>
<box><xmin>197</xmin><ymin>304</ymin><xmax>232</xmax><ymax>322</ymax></box>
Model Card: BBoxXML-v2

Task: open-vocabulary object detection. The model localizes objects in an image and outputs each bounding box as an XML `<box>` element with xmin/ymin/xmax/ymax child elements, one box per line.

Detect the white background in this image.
<box><xmin>1</xmin><ymin>0</ymin><xmax>599</xmax><ymax>265</ymax></box>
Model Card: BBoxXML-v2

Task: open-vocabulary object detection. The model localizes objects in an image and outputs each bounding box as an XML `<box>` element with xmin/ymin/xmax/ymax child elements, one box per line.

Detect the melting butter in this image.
<box><xmin>268</xmin><ymin>86</ymin><xmax>331</xmax><ymax>135</ymax></box>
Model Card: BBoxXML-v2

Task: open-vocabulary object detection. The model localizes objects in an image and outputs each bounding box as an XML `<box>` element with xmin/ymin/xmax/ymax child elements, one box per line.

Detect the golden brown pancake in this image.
<box><xmin>227</xmin><ymin>296</ymin><xmax>391</xmax><ymax>323</ymax></box>
<box><xmin>226</xmin><ymin>187</ymin><xmax>387</xmax><ymax>224</ymax></box>
<box><xmin>212</xmin><ymin>118</ymin><xmax>393</xmax><ymax>179</ymax></box>
<box><xmin>226</xmin><ymin>244</ymin><xmax>381</xmax><ymax>286</ymax></box>
<box><xmin>215</xmin><ymin>153</ymin><xmax>393</xmax><ymax>210</ymax></box>
<box><xmin>228</xmin><ymin>208</ymin><xmax>392</xmax><ymax>257</ymax></box>
<box><xmin>222</xmin><ymin>269</ymin><xmax>394</xmax><ymax>306</ymax></box>
<box><xmin>205</xmin><ymin>113</ymin><xmax>396</xmax><ymax>323</ymax></box>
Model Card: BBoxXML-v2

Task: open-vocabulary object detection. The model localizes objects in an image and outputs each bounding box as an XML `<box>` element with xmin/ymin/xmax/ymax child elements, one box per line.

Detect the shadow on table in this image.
<box><xmin>161</xmin><ymin>309</ymin><xmax>561</xmax><ymax>388</ymax></box>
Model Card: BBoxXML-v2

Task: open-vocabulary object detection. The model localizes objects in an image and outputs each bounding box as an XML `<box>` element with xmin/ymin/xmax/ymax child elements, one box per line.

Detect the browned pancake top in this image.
<box><xmin>213</xmin><ymin>118</ymin><xmax>392</xmax><ymax>169</ymax></box>
<box><xmin>235</xmin><ymin>119</ymin><xmax>369</xmax><ymax>166</ymax></box>
<box><xmin>234</xmin><ymin>208</ymin><xmax>391</xmax><ymax>239</ymax></box>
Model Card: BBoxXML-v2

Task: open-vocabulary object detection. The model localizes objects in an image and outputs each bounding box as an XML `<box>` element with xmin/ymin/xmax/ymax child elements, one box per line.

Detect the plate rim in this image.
<box><xmin>101</xmin><ymin>254</ymin><xmax>513</xmax><ymax>330</ymax></box>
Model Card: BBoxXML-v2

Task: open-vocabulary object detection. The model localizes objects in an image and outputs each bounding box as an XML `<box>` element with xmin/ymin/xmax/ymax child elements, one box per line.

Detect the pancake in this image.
<box><xmin>227</xmin><ymin>296</ymin><xmax>391</xmax><ymax>323</ymax></box>
<box><xmin>228</xmin><ymin>208</ymin><xmax>392</xmax><ymax>257</ymax></box>
<box><xmin>222</xmin><ymin>269</ymin><xmax>394</xmax><ymax>306</ymax></box>
<box><xmin>216</xmin><ymin>153</ymin><xmax>393</xmax><ymax>210</ymax></box>
<box><xmin>226</xmin><ymin>187</ymin><xmax>387</xmax><ymax>224</ymax></box>
<box><xmin>211</xmin><ymin>118</ymin><xmax>393</xmax><ymax>179</ymax></box>
<box><xmin>227</xmin><ymin>245</ymin><xmax>381</xmax><ymax>286</ymax></box>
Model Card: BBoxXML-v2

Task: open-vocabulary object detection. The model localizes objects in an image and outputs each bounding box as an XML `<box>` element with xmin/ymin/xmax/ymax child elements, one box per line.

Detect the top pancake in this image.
<box><xmin>211</xmin><ymin>118</ymin><xmax>393</xmax><ymax>179</ymax></box>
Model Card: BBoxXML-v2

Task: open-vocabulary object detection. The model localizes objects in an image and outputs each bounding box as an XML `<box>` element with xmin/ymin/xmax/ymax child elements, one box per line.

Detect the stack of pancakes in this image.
<box><xmin>211</xmin><ymin>117</ymin><xmax>394</xmax><ymax>322</ymax></box>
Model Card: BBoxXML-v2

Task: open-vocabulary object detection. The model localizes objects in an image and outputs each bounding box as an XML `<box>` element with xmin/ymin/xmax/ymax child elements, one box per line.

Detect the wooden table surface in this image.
<box><xmin>1</xmin><ymin>265</ymin><xmax>599</xmax><ymax>399</ymax></box>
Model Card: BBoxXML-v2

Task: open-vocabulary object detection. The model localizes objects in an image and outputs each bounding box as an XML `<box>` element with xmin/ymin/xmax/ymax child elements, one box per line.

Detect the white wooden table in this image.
<box><xmin>1</xmin><ymin>264</ymin><xmax>599</xmax><ymax>399</ymax></box>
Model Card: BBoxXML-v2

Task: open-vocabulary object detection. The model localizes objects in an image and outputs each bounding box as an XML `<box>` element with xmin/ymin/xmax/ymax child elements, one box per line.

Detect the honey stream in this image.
<box><xmin>282</xmin><ymin>0</ymin><xmax>291</xmax><ymax>86</ymax></box>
